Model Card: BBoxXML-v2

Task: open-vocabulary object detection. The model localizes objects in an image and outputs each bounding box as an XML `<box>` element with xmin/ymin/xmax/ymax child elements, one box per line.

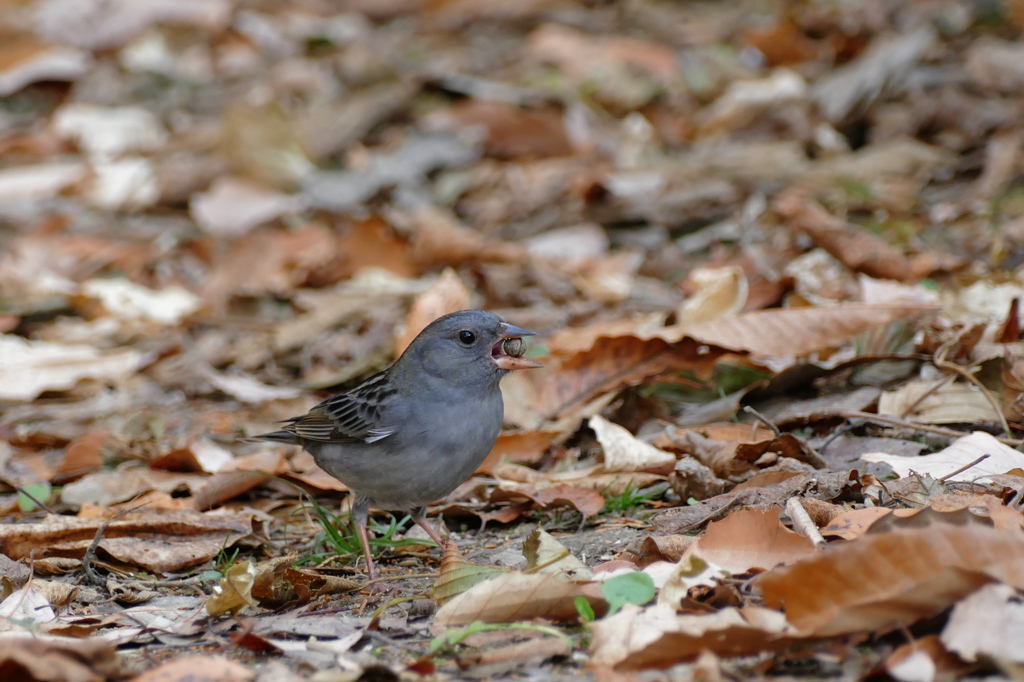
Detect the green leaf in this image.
<box><xmin>574</xmin><ymin>596</ymin><xmax>595</xmax><ymax>623</ymax></box>
<box><xmin>17</xmin><ymin>482</ymin><xmax>51</xmax><ymax>512</ymax></box>
<box><xmin>600</xmin><ymin>571</ymin><xmax>656</xmax><ymax>616</ymax></box>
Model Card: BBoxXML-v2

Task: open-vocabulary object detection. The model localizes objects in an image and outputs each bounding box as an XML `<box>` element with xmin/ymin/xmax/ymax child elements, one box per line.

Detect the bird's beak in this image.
<box><xmin>498</xmin><ymin>323</ymin><xmax>536</xmax><ymax>339</ymax></box>
<box><xmin>493</xmin><ymin>322</ymin><xmax>542</xmax><ymax>370</ymax></box>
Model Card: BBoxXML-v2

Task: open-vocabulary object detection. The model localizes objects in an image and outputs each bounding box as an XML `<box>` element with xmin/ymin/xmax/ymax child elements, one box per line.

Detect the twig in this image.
<box><xmin>14</xmin><ymin>486</ymin><xmax>56</xmax><ymax>514</ymax></box>
<box><xmin>839</xmin><ymin>410</ymin><xmax>1024</xmax><ymax>447</ymax></box>
<box><xmin>359</xmin><ymin>572</ymin><xmax>437</xmax><ymax>591</ymax></box>
<box><xmin>785</xmin><ymin>497</ymin><xmax>827</xmax><ymax>548</ymax></box>
<box><xmin>939</xmin><ymin>454</ymin><xmax>990</xmax><ymax>482</ymax></box>
<box><xmin>933</xmin><ymin>338</ymin><xmax>1013</xmax><ymax>438</ymax></box>
<box><xmin>743</xmin><ymin>406</ymin><xmax>781</xmax><ymax>436</ymax></box>
<box><xmin>368</xmin><ymin>593</ymin><xmax>429</xmax><ymax>629</ymax></box>
<box><xmin>81</xmin><ymin>507</ymin><xmax>138</xmax><ymax>588</ymax></box>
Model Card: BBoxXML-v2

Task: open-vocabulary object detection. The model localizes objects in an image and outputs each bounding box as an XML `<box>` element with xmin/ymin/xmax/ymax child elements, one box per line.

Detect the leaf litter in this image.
<box><xmin>3</xmin><ymin>0</ymin><xmax>1024</xmax><ymax>679</ymax></box>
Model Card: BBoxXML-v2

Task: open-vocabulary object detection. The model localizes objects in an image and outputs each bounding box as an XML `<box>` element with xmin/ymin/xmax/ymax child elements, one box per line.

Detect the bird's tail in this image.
<box><xmin>248</xmin><ymin>430</ymin><xmax>300</xmax><ymax>445</ymax></box>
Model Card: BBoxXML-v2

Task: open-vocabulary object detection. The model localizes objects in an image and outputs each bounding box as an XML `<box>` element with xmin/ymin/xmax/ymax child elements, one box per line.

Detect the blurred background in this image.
<box><xmin>1</xmin><ymin>0</ymin><xmax>1022</xmax><ymax>471</ymax></box>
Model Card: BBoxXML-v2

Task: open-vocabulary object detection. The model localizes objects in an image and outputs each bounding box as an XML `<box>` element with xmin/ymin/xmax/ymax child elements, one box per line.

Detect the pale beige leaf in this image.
<box><xmin>862</xmin><ymin>431</ymin><xmax>1024</xmax><ymax>483</ymax></box>
<box><xmin>190</xmin><ymin>177</ymin><xmax>302</xmax><ymax>237</ymax></box>
<box><xmin>0</xmin><ymin>587</ymin><xmax>55</xmax><ymax>628</ymax></box>
<box><xmin>52</xmin><ymin>103</ymin><xmax>168</xmax><ymax>158</ymax></box>
<box><xmin>80</xmin><ymin>278</ymin><xmax>200</xmax><ymax>324</ymax></box>
<box><xmin>940</xmin><ymin>583</ymin><xmax>1024</xmax><ymax>663</ymax></box>
<box><xmin>204</xmin><ymin>370</ymin><xmax>301</xmax><ymax>404</ymax></box>
<box><xmin>0</xmin><ymin>335</ymin><xmax>145</xmax><ymax>401</ymax></box>
<box><xmin>590</xmin><ymin>415</ymin><xmax>675</xmax><ymax>473</ymax></box>
<box><xmin>878</xmin><ymin>380</ymin><xmax>1002</xmax><ymax>424</ymax></box>
<box><xmin>434</xmin><ymin>572</ymin><xmax>590</xmax><ymax>626</ymax></box>
<box><xmin>0</xmin><ymin>162</ymin><xmax>87</xmax><ymax>202</ymax></box>
<box><xmin>207</xmin><ymin>560</ymin><xmax>258</xmax><ymax>617</ymax></box>
<box><xmin>676</xmin><ymin>266</ymin><xmax>748</xmax><ymax>325</ymax></box>
<box><xmin>523</xmin><ymin>527</ymin><xmax>593</xmax><ymax>580</ymax></box>
<box><xmin>590</xmin><ymin>603</ymin><xmax>797</xmax><ymax>670</ymax></box>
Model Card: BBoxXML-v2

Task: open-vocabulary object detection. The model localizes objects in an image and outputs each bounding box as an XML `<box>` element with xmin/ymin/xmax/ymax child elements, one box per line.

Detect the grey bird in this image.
<box><xmin>256</xmin><ymin>309</ymin><xmax>540</xmax><ymax>580</ymax></box>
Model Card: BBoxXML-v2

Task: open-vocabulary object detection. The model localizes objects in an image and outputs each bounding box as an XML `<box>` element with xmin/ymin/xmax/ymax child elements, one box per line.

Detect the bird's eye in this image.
<box><xmin>458</xmin><ymin>330</ymin><xmax>476</xmax><ymax>345</ymax></box>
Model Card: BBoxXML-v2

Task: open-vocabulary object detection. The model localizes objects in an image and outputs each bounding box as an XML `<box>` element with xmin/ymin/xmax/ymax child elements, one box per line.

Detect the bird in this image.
<box><xmin>255</xmin><ymin>309</ymin><xmax>541</xmax><ymax>581</ymax></box>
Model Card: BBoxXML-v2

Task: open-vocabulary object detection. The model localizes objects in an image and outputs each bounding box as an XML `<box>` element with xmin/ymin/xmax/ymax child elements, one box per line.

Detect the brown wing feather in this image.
<box><xmin>282</xmin><ymin>370</ymin><xmax>397</xmax><ymax>444</ymax></box>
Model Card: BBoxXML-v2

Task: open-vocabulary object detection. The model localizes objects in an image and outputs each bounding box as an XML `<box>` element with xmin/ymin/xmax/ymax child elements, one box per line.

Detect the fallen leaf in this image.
<box><xmin>128</xmin><ymin>655</ymin><xmax>254</xmax><ymax>682</ymax></box>
<box><xmin>476</xmin><ymin>431</ymin><xmax>555</xmax><ymax>475</ymax></box>
<box><xmin>431</xmin><ymin>542</ymin><xmax>509</xmax><ymax>606</ymax></box>
<box><xmin>538</xmin><ymin>335</ymin><xmax>735</xmax><ymax>421</ymax></box>
<box><xmin>434</xmin><ymin>571</ymin><xmax>592</xmax><ymax>626</ymax></box>
<box><xmin>590</xmin><ymin>603</ymin><xmax>797</xmax><ymax>670</ymax></box>
<box><xmin>0</xmin><ymin>335</ymin><xmax>145</xmax><ymax>401</ymax></box>
<box><xmin>677</xmin><ymin>266</ymin><xmax>749</xmax><ymax>325</ymax></box>
<box><xmin>687</xmin><ymin>507</ymin><xmax>818</xmax><ymax>574</ymax></box>
<box><xmin>523</xmin><ymin>527</ymin><xmax>593</xmax><ymax>580</ymax></box>
<box><xmin>941</xmin><ymin>583</ymin><xmax>1024</xmax><ymax>663</ymax></box>
<box><xmin>862</xmin><ymin>431</ymin><xmax>1024</xmax><ymax>483</ymax></box>
<box><xmin>877</xmin><ymin>380</ymin><xmax>1003</xmax><ymax>424</ymax></box>
<box><xmin>0</xmin><ymin>509</ymin><xmax>255</xmax><ymax>574</ymax></box>
<box><xmin>590</xmin><ymin>415</ymin><xmax>675</xmax><ymax>473</ymax></box>
<box><xmin>208</xmin><ymin>560</ymin><xmax>258</xmax><ymax>617</ymax></box>
<box><xmin>0</xmin><ymin>634</ymin><xmax>120</xmax><ymax>682</ymax></box>
<box><xmin>395</xmin><ymin>267</ymin><xmax>472</xmax><ymax>357</ymax></box>
<box><xmin>757</xmin><ymin>511</ymin><xmax>1024</xmax><ymax>636</ymax></box>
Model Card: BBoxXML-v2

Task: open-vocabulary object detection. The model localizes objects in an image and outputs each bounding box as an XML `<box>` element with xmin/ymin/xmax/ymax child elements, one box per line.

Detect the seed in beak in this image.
<box><xmin>502</xmin><ymin>337</ymin><xmax>525</xmax><ymax>358</ymax></box>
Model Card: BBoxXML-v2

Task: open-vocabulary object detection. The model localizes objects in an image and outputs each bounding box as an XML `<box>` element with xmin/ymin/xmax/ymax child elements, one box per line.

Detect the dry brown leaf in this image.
<box><xmin>54</xmin><ymin>432</ymin><xmax>107</xmax><ymax>480</ymax></box>
<box><xmin>687</xmin><ymin>507</ymin><xmax>818</xmax><ymax>574</ymax></box>
<box><xmin>394</xmin><ymin>268</ymin><xmax>472</xmax><ymax>357</ymax></box>
<box><xmin>774</xmin><ymin>187</ymin><xmax>959</xmax><ymax>281</ymax></box>
<box><xmin>428</xmin><ymin>100</ymin><xmax>573</xmax><ymax>158</ymax></box>
<box><xmin>757</xmin><ymin>512</ymin><xmax>1024</xmax><ymax>636</ymax></box>
<box><xmin>336</xmin><ymin>215</ymin><xmax>418</xmax><ymax>279</ymax></box>
<box><xmin>819</xmin><ymin>507</ymin><xmax>893</xmax><ymax>540</ymax></box>
<box><xmin>0</xmin><ymin>634</ymin><xmax>121</xmax><ymax>682</ymax></box>
<box><xmin>200</xmin><ymin>224</ymin><xmax>342</xmax><ymax>309</ymax></box>
<box><xmin>492</xmin><ymin>483</ymin><xmax>605</xmax><ymax>517</ymax></box>
<box><xmin>680</xmin><ymin>303</ymin><xmax>936</xmax><ymax>360</ymax></box>
<box><xmin>0</xmin><ymin>509</ymin><xmax>255</xmax><ymax>575</ymax></box>
<box><xmin>545</xmin><ymin>314</ymin><xmax>669</xmax><ymax>356</ymax></box>
<box><xmin>590</xmin><ymin>604</ymin><xmax>797</xmax><ymax>670</ymax></box>
<box><xmin>538</xmin><ymin>336</ymin><xmax>735</xmax><ymax>421</ymax></box>
<box><xmin>407</xmin><ymin>206</ymin><xmax>524</xmax><ymax>269</ymax></box>
<box><xmin>434</xmin><ymin>571</ymin><xmax>591</xmax><ymax>626</ymax></box>
<box><xmin>476</xmin><ymin>431</ymin><xmax>555</xmax><ymax>475</ymax></box>
<box><xmin>128</xmin><ymin>655</ymin><xmax>254</xmax><ymax>682</ymax></box>
<box><xmin>639</xmin><ymin>535</ymin><xmax>696</xmax><ymax>564</ymax></box>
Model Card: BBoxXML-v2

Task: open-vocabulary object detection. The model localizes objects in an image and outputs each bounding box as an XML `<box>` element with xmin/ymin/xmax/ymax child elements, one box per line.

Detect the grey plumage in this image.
<box><xmin>255</xmin><ymin>309</ymin><xmax>540</xmax><ymax>580</ymax></box>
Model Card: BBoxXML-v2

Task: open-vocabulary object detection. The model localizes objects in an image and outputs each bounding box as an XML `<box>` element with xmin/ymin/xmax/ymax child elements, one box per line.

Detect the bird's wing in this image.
<box><xmin>283</xmin><ymin>371</ymin><xmax>398</xmax><ymax>444</ymax></box>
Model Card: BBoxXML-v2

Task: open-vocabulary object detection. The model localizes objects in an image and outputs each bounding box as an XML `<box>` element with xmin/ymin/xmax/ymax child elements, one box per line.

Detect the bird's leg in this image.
<box><xmin>410</xmin><ymin>506</ymin><xmax>448</xmax><ymax>549</ymax></box>
<box><xmin>351</xmin><ymin>496</ymin><xmax>377</xmax><ymax>581</ymax></box>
